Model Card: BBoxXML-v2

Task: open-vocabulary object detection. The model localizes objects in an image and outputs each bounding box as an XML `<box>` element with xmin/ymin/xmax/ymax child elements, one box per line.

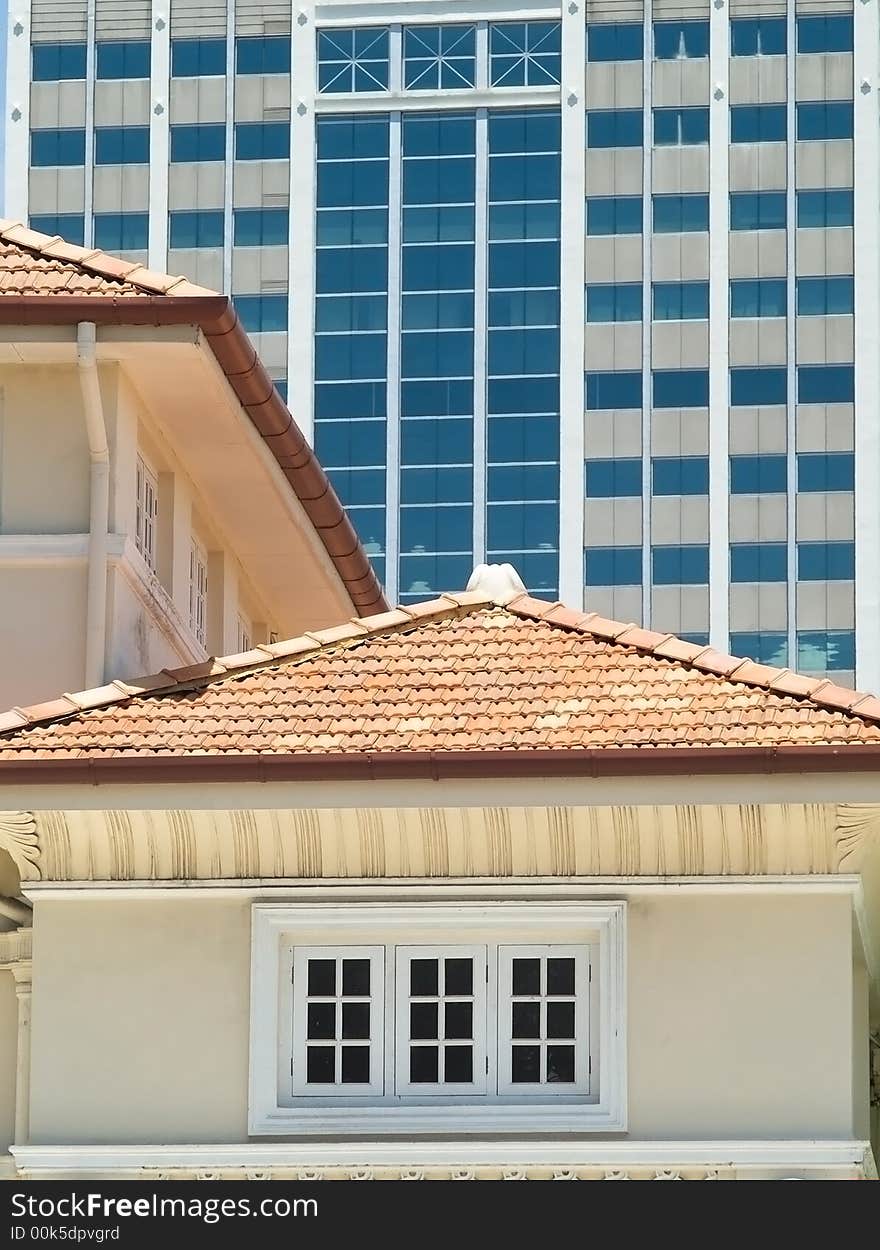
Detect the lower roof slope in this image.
<box><xmin>1</xmin><ymin>592</ymin><xmax>880</xmax><ymax>776</ymax></box>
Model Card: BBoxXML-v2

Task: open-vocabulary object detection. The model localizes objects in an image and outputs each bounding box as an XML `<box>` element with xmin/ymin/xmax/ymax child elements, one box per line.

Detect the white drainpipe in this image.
<box><xmin>76</xmin><ymin>323</ymin><xmax>110</xmax><ymax>690</ymax></box>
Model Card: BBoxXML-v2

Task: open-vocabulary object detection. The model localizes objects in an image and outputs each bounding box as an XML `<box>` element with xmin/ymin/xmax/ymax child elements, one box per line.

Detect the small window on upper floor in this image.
<box><xmin>729</xmin><ymin>454</ymin><xmax>787</xmax><ymax>495</ymax></box>
<box><xmin>233</xmin><ymin>207</ymin><xmax>290</xmax><ymax>247</ymax></box>
<box><xmin>796</xmin><ymin>188</ymin><xmax>853</xmax><ymax>228</ymax></box>
<box><xmin>317</xmin><ymin>27</ymin><xmax>390</xmax><ymax>93</ymax></box>
<box><xmin>586</xmin><ymin>196</ymin><xmax>643</xmax><ymax>236</ymax></box>
<box><xmin>797</xmin><ymin>451</ymin><xmax>854</xmax><ymax>492</ymax></box>
<box><xmin>730</xmin><ymin>104</ymin><xmax>787</xmax><ymax>144</ymax></box>
<box><xmin>797</xmin><ymin>630</ymin><xmax>855</xmax><ymax>672</ymax></box>
<box><xmin>170</xmin><ymin>124</ymin><xmax>226</xmax><ymax>164</ymax></box>
<box><xmin>95</xmin><ymin>40</ymin><xmax>151</xmax><ymax>80</ymax></box>
<box><xmin>730</xmin><ymin>366</ymin><xmax>787</xmax><ymax>407</ymax></box>
<box><xmin>169</xmin><ymin>210</ymin><xmax>225</xmax><ymax>250</ymax></box>
<box><xmin>584</xmin><ymin>459</ymin><xmax>642</xmax><ymax>499</ymax></box>
<box><xmin>490</xmin><ymin>21</ymin><xmax>561</xmax><ymax>87</ymax></box>
<box><xmin>135</xmin><ymin>456</ymin><xmax>159</xmax><ymax>573</ymax></box>
<box><xmin>249</xmin><ymin>901</ymin><xmax>626</xmax><ymax>1136</ymax></box>
<box><xmin>94</xmin><ymin>126</ymin><xmax>150</xmax><ymax>166</ymax></box>
<box><xmin>796</xmin><ymin>275</ymin><xmax>854</xmax><ymax>316</ymax></box>
<box><xmin>586</xmin><ymin>23</ymin><xmax>643</xmax><ymax>63</ymax></box>
<box><xmin>171</xmin><ymin>37</ymin><xmax>227</xmax><ymax>78</ymax></box>
<box><xmin>729</xmin><ymin>278</ymin><xmax>787</xmax><ymax>319</ymax></box>
<box><xmin>652</xmin><ymin>281</ymin><xmax>709</xmax><ymax>321</ymax></box>
<box><xmin>189</xmin><ymin>537</ymin><xmax>208</xmax><ymax>647</ymax></box>
<box><xmin>236</xmin><ymin>36</ymin><xmax>291</xmax><ymax>75</ymax></box>
<box><xmin>653</xmin><ymin>20</ymin><xmax>709</xmax><ymax>60</ymax></box>
<box><xmin>30</xmin><ymin>128</ymin><xmax>86</xmax><ymax>168</ymax></box>
<box><xmin>94</xmin><ymin>212</ymin><xmax>149</xmax><ymax>253</ymax></box>
<box><xmin>730</xmin><ymin>17</ymin><xmax>787</xmax><ymax>58</ymax></box>
<box><xmin>585</xmin><ymin>283</ymin><xmax>642</xmax><ymax>323</ymax></box>
<box><xmin>652</xmin><ymin>456</ymin><xmax>709</xmax><ymax>496</ymax></box>
<box><xmin>236</xmin><ymin>614</ymin><xmax>252</xmax><ymax>653</ymax></box>
<box><xmin>234</xmin><ymin>121</ymin><xmax>290</xmax><ymax>162</ymax></box>
<box><xmin>32</xmin><ymin>42</ymin><xmax>87</xmax><ymax>81</ymax></box>
<box><xmin>652</xmin><ymin>194</ymin><xmax>709</xmax><ymax>234</ymax></box>
<box><xmin>729</xmin><ymin>191</ymin><xmax>787</xmax><ymax>231</ymax></box>
<box><xmin>586</xmin><ymin>109</ymin><xmax>643</xmax><ymax>149</ymax></box>
<box><xmin>235</xmin><ymin>294</ymin><xmax>289</xmax><ymax>335</ymax></box>
<box><xmin>403</xmin><ymin>25</ymin><xmax>476</xmax><ymax>90</ymax></box>
<box><xmin>796</xmin><ymin>101</ymin><xmax>853</xmax><ymax>142</ymax></box>
<box><xmin>30</xmin><ymin>214</ymin><xmax>86</xmax><ymax>245</ymax></box>
<box><xmin>653</xmin><ymin>107</ymin><xmax>709</xmax><ymax>147</ymax></box>
<box><xmin>796</xmin><ymin>14</ymin><xmax>853</xmax><ymax>54</ymax></box>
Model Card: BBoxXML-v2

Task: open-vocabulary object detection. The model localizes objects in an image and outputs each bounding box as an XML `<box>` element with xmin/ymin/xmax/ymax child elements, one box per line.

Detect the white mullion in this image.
<box><xmin>385</xmin><ymin>112</ymin><xmax>403</xmax><ymax>604</ymax></box>
<box><xmin>223</xmin><ymin>0</ymin><xmax>235</xmax><ymax>294</ymax></box>
<box><xmin>148</xmin><ymin>1</ymin><xmax>171</xmax><ymax>271</ymax></box>
<box><xmin>641</xmin><ymin>0</ymin><xmax>653</xmax><ymax>627</ymax></box>
<box><xmin>472</xmin><ymin>108</ymin><xmax>489</xmax><ymax>567</ymax></box>
<box><xmin>5</xmin><ymin>0</ymin><xmax>31</xmax><ymax>223</ymax></box>
<box><xmin>289</xmin><ymin>3</ymin><xmax>318</xmax><ymax>437</ymax></box>
<box><xmin>84</xmin><ymin>0</ymin><xmax>96</xmax><ymax>247</ymax></box>
<box><xmin>785</xmin><ymin>0</ymin><xmax>798</xmax><ymax>673</ymax></box>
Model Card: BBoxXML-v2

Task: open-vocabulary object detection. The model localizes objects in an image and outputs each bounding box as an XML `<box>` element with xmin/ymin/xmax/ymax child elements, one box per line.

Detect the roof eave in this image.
<box><xmin>3</xmin><ymin>744</ymin><xmax>880</xmax><ymax>786</ymax></box>
<box><xmin>0</xmin><ymin>293</ymin><xmax>387</xmax><ymax>617</ymax></box>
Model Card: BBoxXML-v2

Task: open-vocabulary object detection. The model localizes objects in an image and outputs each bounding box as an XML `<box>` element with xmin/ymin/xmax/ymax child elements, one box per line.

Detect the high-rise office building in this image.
<box><xmin>4</xmin><ymin>0</ymin><xmax>878</xmax><ymax>689</ymax></box>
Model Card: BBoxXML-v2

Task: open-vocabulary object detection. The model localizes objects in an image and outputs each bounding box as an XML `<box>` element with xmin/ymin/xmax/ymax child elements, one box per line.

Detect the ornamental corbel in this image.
<box><xmin>0</xmin><ymin>813</ymin><xmax>40</xmax><ymax>881</ymax></box>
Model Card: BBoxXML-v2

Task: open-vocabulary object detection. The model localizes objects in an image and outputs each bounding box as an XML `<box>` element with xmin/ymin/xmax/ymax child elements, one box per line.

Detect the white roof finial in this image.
<box><xmin>465</xmin><ymin>562</ymin><xmax>527</xmax><ymax>605</ymax></box>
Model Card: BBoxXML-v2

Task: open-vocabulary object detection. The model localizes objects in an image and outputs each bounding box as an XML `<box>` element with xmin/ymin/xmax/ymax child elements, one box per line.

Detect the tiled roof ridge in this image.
<box><xmin>0</xmin><ymin>590</ymin><xmax>879</xmax><ymax>740</ymax></box>
<box><xmin>0</xmin><ymin>219</ymin><xmax>217</xmax><ymax>298</ymax></box>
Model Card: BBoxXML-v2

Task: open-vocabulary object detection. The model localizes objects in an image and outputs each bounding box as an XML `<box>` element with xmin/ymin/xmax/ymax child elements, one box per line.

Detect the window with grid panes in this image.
<box><xmin>135</xmin><ymin>455</ymin><xmax>158</xmax><ymax>571</ymax></box>
<box><xmin>189</xmin><ymin>537</ymin><xmax>208</xmax><ymax>646</ymax></box>
<box><xmin>251</xmin><ymin>902</ymin><xmax>625</xmax><ymax>1133</ymax></box>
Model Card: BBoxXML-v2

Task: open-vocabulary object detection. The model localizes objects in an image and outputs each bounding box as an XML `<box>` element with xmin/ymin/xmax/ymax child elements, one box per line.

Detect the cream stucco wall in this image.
<box><xmin>0</xmin><ymin>971</ymin><xmax>17</xmax><ymax>1156</ymax></box>
<box><xmin>25</xmin><ymin>889</ymin><xmax>855</xmax><ymax>1146</ymax></box>
<box><xmin>0</xmin><ymin>564</ymin><xmax>87</xmax><ymax>709</ymax></box>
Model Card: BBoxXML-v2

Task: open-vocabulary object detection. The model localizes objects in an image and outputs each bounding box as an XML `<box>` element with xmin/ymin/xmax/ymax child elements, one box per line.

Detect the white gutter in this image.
<box><xmin>76</xmin><ymin>323</ymin><xmax>110</xmax><ymax>689</ymax></box>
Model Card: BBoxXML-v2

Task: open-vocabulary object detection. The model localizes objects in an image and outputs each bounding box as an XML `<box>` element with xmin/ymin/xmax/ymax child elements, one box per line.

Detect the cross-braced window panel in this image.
<box><xmin>317</xmin><ymin>27</ymin><xmax>390</xmax><ymax>94</ymax></box>
<box><xmin>403</xmin><ymin>25</ymin><xmax>477</xmax><ymax>91</ymax></box>
<box><xmin>490</xmin><ymin>22</ymin><xmax>561</xmax><ymax>88</ymax></box>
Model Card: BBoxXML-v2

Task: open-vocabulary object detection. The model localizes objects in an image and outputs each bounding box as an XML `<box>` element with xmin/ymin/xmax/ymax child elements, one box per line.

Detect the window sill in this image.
<box><xmin>251</xmin><ymin>1103</ymin><xmax>626</xmax><ymax>1136</ymax></box>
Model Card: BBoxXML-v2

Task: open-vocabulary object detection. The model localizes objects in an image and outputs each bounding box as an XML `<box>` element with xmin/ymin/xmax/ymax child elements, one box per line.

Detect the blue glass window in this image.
<box><xmin>730</xmin><ymin>278</ymin><xmax>787</xmax><ymax>318</ymax></box>
<box><xmin>234</xmin><ymin>294</ymin><xmax>289</xmax><ymax>334</ymax></box>
<box><xmin>171</xmin><ymin>38</ymin><xmax>226</xmax><ymax>78</ymax></box>
<box><xmin>234</xmin><ymin>207</ymin><xmax>290</xmax><ymax>247</ymax></box>
<box><xmin>730</xmin><ymin>543</ymin><xmax>787</xmax><ymax>582</ymax></box>
<box><xmin>652</xmin><ymin>281</ymin><xmax>709</xmax><ymax>320</ymax></box>
<box><xmin>317</xmin><ymin>333</ymin><xmax>388</xmax><ymax>381</ymax></box>
<box><xmin>652</xmin><ymin>546</ymin><xmax>709</xmax><ymax>585</ymax></box>
<box><xmin>488</xmin><ymin>415</ymin><xmax>559</xmax><ymax>463</ymax></box>
<box><xmin>234</xmin><ymin>122</ymin><xmax>289</xmax><ymax>161</ymax></box>
<box><xmin>487</xmin><ymin>501</ymin><xmax>558</xmax><ymax>551</ymax></box>
<box><xmin>796</xmin><ymin>101</ymin><xmax>853</xmax><ymax>140</ymax></box>
<box><xmin>488</xmin><ymin>328</ymin><xmax>557</xmax><ymax>375</ymax></box>
<box><xmin>318</xmin><ymin>294</ymin><xmax>388</xmax><ymax>332</ymax></box>
<box><xmin>169</xmin><ymin>210</ymin><xmax>224</xmax><ymax>249</ymax></box>
<box><xmin>796</xmin><ymin>188</ymin><xmax>853</xmax><ymax>227</ymax></box>
<box><xmin>586</xmin><ymin>283</ymin><xmax>642</xmax><ymax>322</ymax></box>
<box><xmin>32</xmin><ymin>42</ymin><xmax>86</xmax><ymax>81</ymax></box>
<box><xmin>729</xmin><ymin>632</ymin><xmax>788</xmax><ymax>666</ymax></box>
<box><xmin>654</xmin><ymin>107</ymin><xmax>709</xmax><ymax>145</ymax></box>
<box><xmin>796</xmin><ymin>276</ymin><xmax>854</xmax><ymax>315</ymax></box>
<box><xmin>403</xmin><ymin>291</ymin><xmax>471</xmax><ymax>330</ymax></box>
<box><xmin>586</xmin><ymin>196</ymin><xmax>643</xmax><ymax>235</ymax></box>
<box><xmin>318</xmin><ymin>27</ymin><xmax>390</xmax><ymax>93</ymax></box>
<box><xmin>585</xmin><ymin>459</ymin><xmax>642</xmax><ymax>498</ymax></box>
<box><xmin>235</xmin><ymin>36</ymin><xmax>291</xmax><ymax>75</ymax></box>
<box><xmin>317</xmin><ymin>115</ymin><xmax>390</xmax><ymax>161</ymax></box>
<box><xmin>95</xmin><ymin>40</ymin><xmax>150</xmax><ymax>79</ymax></box>
<box><xmin>404</xmin><ymin>25</ymin><xmax>476</xmax><ymax>89</ymax></box>
<box><xmin>730</xmin><ymin>191</ymin><xmax>787</xmax><ymax>231</ymax></box>
<box><xmin>730</xmin><ymin>104</ymin><xmax>787</xmax><ymax>143</ymax></box>
<box><xmin>274</xmin><ymin>380</ymin><xmax>288</xmax><ymax>403</ymax></box>
<box><xmin>654</xmin><ymin>21</ymin><xmax>709</xmax><ymax>59</ymax></box>
<box><xmin>797</xmin><ymin>452</ymin><xmax>854</xmax><ymax>492</ymax></box>
<box><xmin>170</xmin><ymin>124</ymin><xmax>225</xmax><ymax>163</ymax></box>
<box><xmin>489</xmin><ymin>377</ymin><xmax>559</xmax><ymax>415</ymax></box>
<box><xmin>488</xmin><ymin>109</ymin><xmax>560</xmax><ymax>154</ymax></box>
<box><xmin>797</xmin><ymin>541</ymin><xmax>855</xmax><ymax>580</ymax></box>
<box><xmin>29</xmin><ymin>214</ymin><xmax>85</xmax><ymax>244</ymax></box>
<box><xmin>94</xmin><ymin>126</ymin><xmax>150</xmax><ymax>165</ymax></box>
<box><xmin>652</xmin><ymin>369</ymin><xmax>709</xmax><ymax>408</ymax></box>
<box><xmin>796</xmin><ymin>14</ymin><xmax>853</xmax><ymax>53</ymax></box>
<box><xmin>489</xmin><ymin>465</ymin><xmax>558</xmax><ymax>503</ymax></box>
<box><xmin>399</xmin><ymin>553</ymin><xmax>474</xmax><ymax>600</ymax></box>
<box><xmin>587</xmin><ymin>23</ymin><xmax>642</xmax><ymax>61</ymax></box>
<box><xmin>652</xmin><ymin>194</ymin><xmax>709</xmax><ymax>233</ymax></box>
<box><xmin>93</xmin><ymin>212</ymin><xmax>149</xmax><ymax>251</ymax></box>
<box><xmin>798</xmin><ymin>364</ymin><xmax>854</xmax><ymax>403</ymax></box>
<box><xmin>490</xmin><ymin>21</ymin><xmax>561</xmax><ymax>86</ymax></box>
<box><xmin>315</xmin><ymin>384</ymin><xmax>386</xmax><ymax>422</ymax></box>
<box><xmin>730</xmin><ymin>17</ymin><xmax>787</xmax><ymax>56</ymax></box>
<box><xmin>729</xmin><ymin>454</ymin><xmax>787</xmax><ymax>494</ymax></box>
<box><xmin>331</xmin><ymin>468</ymin><xmax>386</xmax><ymax>508</ymax></box>
<box><xmin>318</xmin><ymin>159</ymin><xmax>389</xmax><ymax>208</ymax></box>
<box><xmin>490</xmin><ymin>202</ymin><xmax>556</xmax><ymax>241</ymax></box>
<box><xmin>586</xmin><ymin>109</ymin><xmax>643</xmax><ymax>148</ymax></box>
<box><xmin>489</xmin><ymin>290</ymin><xmax>557</xmax><ymax>328</ymax></box>
<box><xmin>402</xmin><ymin>467</ymin><xmax>473</xmax><ymax>505</ymax></box>
<box><xmin>797</xmin><ymin>630</ymin><xmax>855</xmax><ymax>671</ymax></box>
<box><xmin>402</xmin><ymin>419</ymin><xmax>473</xmax><ymax>464</ymax></box>
<box><xmin>317</xmin><ymin>420</ymin><xmax>386</xmax><ymax>467</ymax></box>
<box><xmin>30</xmin><ymin>128</ymin><xmax>85</xmax><ymax>167</ymax></box>
<box><xmin>585</xmin><ymin>371</ymin><xmax>642</xmax><ymax>410</ymax></box>
<box><xmin>730</xmin><ymin>367</ymin><xmax>787</xmax><ymax>406</ymax></box>
<box><xmin>585</xmin><ymin>547</ymin><xmax>642</xmax><ymax>586</ymax></box>
<box><xmin>401</xmin><ymin>503</ymin><xmax>472</xmax><ymax>555</ymax></box>
<box><xmin>318</xmin><ymin>246</ymin><xmax>388</xmax><ymax>294</ymax></box>
<box><xmin>652</xmin><ymin>456</ymin><xmax>709</xmax><ymax>495</ymax></box>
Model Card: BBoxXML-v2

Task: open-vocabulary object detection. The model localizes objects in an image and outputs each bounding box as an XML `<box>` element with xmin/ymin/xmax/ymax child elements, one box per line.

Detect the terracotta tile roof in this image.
<box><xmin>1</xmin><ymin>592</ymin><xmax>879</xmax><ymax>764</ymax></box>
<box><xmin>0</xmin><ymin>220</ymin><xmax>213</xmax><ymax>297</ymax></box>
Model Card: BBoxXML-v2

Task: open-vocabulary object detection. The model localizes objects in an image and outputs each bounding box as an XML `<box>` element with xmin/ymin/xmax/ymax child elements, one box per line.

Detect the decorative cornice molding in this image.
<box><xmin>21</xmin><ymin>802</ymin><xmax>854</xmax><ymax>883</ymax></box>
<box><xmin>0</xmin><ymin>812</ymin><xmax>40</xmax><ymax>880</ymax></box>
<box><xmin>0</xmin><ymin>926</ymin><xmax>31</xmax><ymax>967</ymax></box>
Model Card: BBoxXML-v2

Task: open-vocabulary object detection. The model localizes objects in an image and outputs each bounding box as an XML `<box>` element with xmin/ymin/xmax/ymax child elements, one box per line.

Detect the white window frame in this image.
<box><xmin>188</xmin><ymin>536</ymin><xmax>208</xmax><ymax>646</ymax></box>
<box><xmin>236</xmin><ymin>613</ymin><xmax>252</xmax><ymax>653</ymax></box>
<box><xmin>135</xmin><ymin>454</ymin><xmax>158</xmax><ymax>571</ymax></box>
<box><xmin>394</xmin><ymin>945</ymin><xmax>488</xmax><ymax>1097</ymax></box>
<box><xmin>249</xmin><ymin>900</ymin><xmax>626</xmax><ymax>1136</ymax></box>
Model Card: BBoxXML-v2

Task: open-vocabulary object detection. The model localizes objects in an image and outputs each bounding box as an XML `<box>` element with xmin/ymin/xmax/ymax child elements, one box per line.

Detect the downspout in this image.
<box><xmin>76</xmin><ymin>323</ymin><xmax>110</xmax><ymax>689</ymax></box>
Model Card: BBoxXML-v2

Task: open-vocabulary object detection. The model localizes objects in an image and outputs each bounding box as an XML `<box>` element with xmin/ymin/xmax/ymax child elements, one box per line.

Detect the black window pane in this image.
<box><xmin>341</xmin><ymin>1045</ymin><xmax>370</xmax><ymax>1084</ymax></box>
<box><xmin>444</xmin><ymin>1001</ymin><xmax>473</xmax><ymax>1039</ymax></box>
<box><xmin>411</xmin><ymin>958</ymin><xmax>439</xmax><ymax>996</ymax></box>
<box><xmin>512</xmin><ymin>1044</ymin><xmax>541</xmax><ymax>1083</ymax></box>
<box><xmin>342</xmin><ymin>1002</ymin><xmax>370</xmax><ymax>1039</ymax></box>
<box><xmin>547</xmin><ymin>1001</ymin><xmax>575</xmax><ymax>1039</ymax></box>
<box><xmin>444</xmin><ymin>1045</ymin><xmax>473</xmax><ymax>1083</ymax></box>
<box><xmin>512</xmin><ymin>958</ymin><xmax>541</xmax><ymax>995</ymax></box>
<box><xmin>342</xmin><ymin>958</ymin><xmax>370</xmax><ymax>996</ymax></box>
<box><xmin>444</xmin><ymin>957</ymin><xmax>473</xmax><ymax>995</ymax></box>
<box><xmin>546</xmin><ymin>1044</ymin><xmax>575</xmax><ymax>1083</ymax></box>
<box><xmin>410</xmin><ymin>1002</ymin><xmax>439</xmax><ymax>1039</ymax></box>
<box><xmin>308</xmin><ymin>958</ymin><xmax>336</xmax><ymax>996</ymax></box>
<box><xmin>410</xmin><ymin>1046</ymin><xmax>439</xmax><ymax>1083</ymax></box>
<box><xmin>306</xmin><ymin>1046</ymin><xmax>335</xmax><ymax>1083</ymax></box>
<box><xmin>307</xmin><ymin>1002</ymin><xmax>336</xmax><ymax>1040</ymax></box>
<box><xmin>512</xmin><ymin>1001</ymin><xmax>541</xmax><ymax>1038</ymax></box>
<box><xmin>547</xmin><ymin>957</ymin><xmax>575</xmax><ymax>995</ymax></box>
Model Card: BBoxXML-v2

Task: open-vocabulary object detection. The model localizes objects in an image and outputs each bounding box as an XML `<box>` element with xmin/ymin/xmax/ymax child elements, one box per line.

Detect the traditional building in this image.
<box><xmin>0</xmin><ymin>565</ymin><xmax>876</xmax><ymax>1180</ymax></box>
<box><xmin>0</xmin><ymin>218</ymin><xmax>384</xmax><ymax>709</ymax></box>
